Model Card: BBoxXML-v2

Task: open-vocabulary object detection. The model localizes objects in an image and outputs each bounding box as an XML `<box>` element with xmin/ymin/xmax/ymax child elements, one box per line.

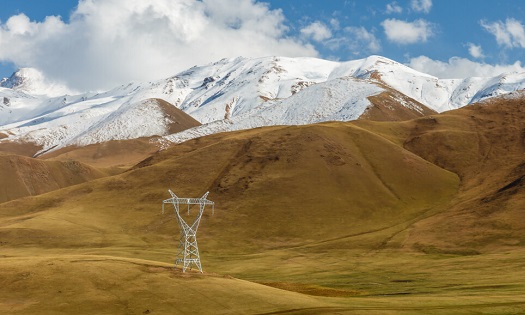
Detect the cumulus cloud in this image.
<box><xmin>345</xmin><ymin>27</ymin><xmax>381</xmax><ymax>53</ymax></box>
<box><xmin>467</xmin><ymin>43</ymin><xmax>484</xmax><ymax>59</ymax></box>
<box><xmin>324</xmin><ymin>26</ymin><xmax>380</xmax><ymax>56</ymax></box>
<box><xmin>330</xmin><ymin>18</ymin><xmax>341</xmax><ymax>31</ymax></box>
<box><xmin>407</xmin><ymin>55</ymin><xmax>525</xmax><ymax>79</ymax></box>
<box><xmin>0</xmin><ymin>0</ymin><xmax>317</xmax><ymax>91</ymax></box>
<box><xmin>381</xmin><ymin>19</ymin><xmax>433</xmax><ymax>44</ymax></box>
<box><xmin>481</xmin><ymin>18</ymin><xmax>525</xmax><ymax>48</ymax></box>
<box><xmin>411</xmin><ymin>0</ymin><xmax>432</xmax><ymax>14</ymax></box>
<box><xmin>386</xmin><ymin>2</ymin><xmax>403</xmax><ymax>14</ymax></box>
<box><xmin>300</xmin><ymin>21</ymin><xmax>332</xmax><ymax>42</ymax></box>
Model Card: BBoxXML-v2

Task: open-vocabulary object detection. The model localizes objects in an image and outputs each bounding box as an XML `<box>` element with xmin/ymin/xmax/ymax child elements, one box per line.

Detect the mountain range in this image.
<box><xmin>2</xmin><ymin>55</ymin><xmax>525</xmax><ymax>156</ymax></box>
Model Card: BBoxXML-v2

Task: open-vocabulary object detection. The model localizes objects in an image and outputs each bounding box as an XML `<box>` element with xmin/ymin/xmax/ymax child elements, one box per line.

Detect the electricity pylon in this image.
<box><xmin>162</xmin><ymin>190</ymin><xmax>214</xmax><ymax>272</ymax></box>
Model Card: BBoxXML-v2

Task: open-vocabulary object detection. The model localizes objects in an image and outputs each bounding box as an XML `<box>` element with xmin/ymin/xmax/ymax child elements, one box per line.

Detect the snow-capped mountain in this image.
<box><xmin>164</xmin><ymin>75</ymin><xmax>427</xmax><ymax>144</ymax></box>
<box><xmin>1</xmin><ymin>55</ymin><xmax>525</xmax><ymax>156</ymax></box>
<box><xmin>0</xmin><ymin>68</ymin><xmax>75</xmax><ymax>97</ymax></box>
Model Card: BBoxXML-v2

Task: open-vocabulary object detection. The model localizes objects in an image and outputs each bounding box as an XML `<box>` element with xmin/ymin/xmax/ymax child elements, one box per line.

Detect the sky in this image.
<box><xmin>1</xmin><ymin>0</ymin><xmax>525</xmax><ymax>91</ymax></box>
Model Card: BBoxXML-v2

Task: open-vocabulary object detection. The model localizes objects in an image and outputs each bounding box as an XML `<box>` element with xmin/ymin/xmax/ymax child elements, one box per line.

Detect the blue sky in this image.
<box><xmin>1</xmin><ymin>0</ymin><xmax>524</xmax><ymax>91</ymax></box>
<box><xmin>266</xmin><ymin>1</ymin><xmax>525</xmax><ymax>62</ymax></box>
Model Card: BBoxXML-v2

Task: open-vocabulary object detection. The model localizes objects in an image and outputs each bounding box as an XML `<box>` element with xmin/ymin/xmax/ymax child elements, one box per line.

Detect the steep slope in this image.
<box><xmin>356</xmin><ymin>92</ymin><xmax>525</xmax><ymax>253</ymax></box>
<box><xmin>363</xmin><ymin>88</ymin><xmax>437</xmax><ymax>121</ymax></box>
<box><xmin>0</xmin><ymin>153</ymin><xmax>106</xmax><ymax>203</ymax></box>
<box><xmin>0</xmin><ymin>87</ymin><xmax>44</xmax><ymax>126</ymax></box>
<box><xmin>403</xmin><ymin>94</ymin><xmax>525</xmax><ymax>253</ymax></box>
<box><xmin>1</xmin><ymin>82</ymin><xmax>522</xmax><ymax>255</ymax></box>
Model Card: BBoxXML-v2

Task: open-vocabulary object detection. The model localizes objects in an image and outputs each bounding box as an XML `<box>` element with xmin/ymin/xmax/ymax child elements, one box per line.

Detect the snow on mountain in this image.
<box><xmin>0</xmin><ymin>68</ymin><xmax>75</xmax><ymax>97</ymax></box>
<box><xmin>164</xmin><ymin>76</ymin><xmax>386</xmax><ymax>144</ymax></box>
<box><xmin>1</xmin><ymin>56</ymin><xmax>354</xmax><ymax>154</ymax></box>
<box><xmin>1</xmin><ymin>96</ymin><xmax>184</xmax><ymax>156</ymax></box>
<box><xmin>1</xmin><ymin>55</ymin><xmax>525</xmax><ymax>155</ymax></box>
<box><xmin>65</xmin><ymin>98</ymin><xmax>191</xmax><ymax>148</ymax></box>
<box><xmin>154</xmin><ymin>56</ymin><xmax>344</xmax><ymax>123</ymax></box>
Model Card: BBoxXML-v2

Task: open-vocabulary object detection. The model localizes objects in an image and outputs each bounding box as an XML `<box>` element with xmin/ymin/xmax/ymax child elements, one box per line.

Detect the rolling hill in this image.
<box><xmin>0</xmin><ymin>153</ymin><xmax>106</xmax><ymax>203</ymax></box>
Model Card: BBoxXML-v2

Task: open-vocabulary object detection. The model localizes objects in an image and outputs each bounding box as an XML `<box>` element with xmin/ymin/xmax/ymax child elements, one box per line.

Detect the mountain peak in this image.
<box><xmin>1</xmin><ymin>68</ymin><xmax>44</xmax><ymax>89</ymax></box>
<box><xmin>0</xmin><ymin>68</ymin><xmax>74</xmax><ymax>97</ymax></box>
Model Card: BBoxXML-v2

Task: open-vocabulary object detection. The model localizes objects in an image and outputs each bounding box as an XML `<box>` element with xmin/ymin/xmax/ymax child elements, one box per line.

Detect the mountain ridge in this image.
<box><xmin>0</xmin><ymin>68</ymin><xmax>74</xmax><ymax>97</ymax></box>
<box><xmin>1</xmin><ymin>55</ymin><xmax>525</xmax><ymax>155</ymax></box>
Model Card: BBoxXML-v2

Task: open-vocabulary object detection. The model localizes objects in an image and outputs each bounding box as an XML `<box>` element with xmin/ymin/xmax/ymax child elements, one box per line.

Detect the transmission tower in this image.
<box><xmin>162</xmin><ymin>190</ymin><xmax>214</xmax><ymax>272</ymax></box>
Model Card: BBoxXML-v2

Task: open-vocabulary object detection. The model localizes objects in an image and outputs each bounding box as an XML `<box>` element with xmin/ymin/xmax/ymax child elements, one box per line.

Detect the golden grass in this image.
<box><xmin>0</xmin><ymin>253</ymin><xmax>334</xmax><ymax>314</ymax></box>
<box><xmin>0</xmin><ymin>154</ymin><xmax>106</xmax><ymax>203</ymax></box>
<box><xmin>2</xmin><ymin>249</ymin><xmax>525</xmax><ymax>314</ymax></box>
<box><xmin>42</xmin><ymin>137</ymin><xmax>161</xmax><ymax>170</ymax></box>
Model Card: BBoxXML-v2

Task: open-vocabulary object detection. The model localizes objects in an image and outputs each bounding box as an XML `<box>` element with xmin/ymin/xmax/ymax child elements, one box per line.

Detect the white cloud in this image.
<box><xmin>467</xmin><ymin>43</ymin><xmax>484</xmax><ymax>59</ymax></box>
<box><xmin>324</xmin><ymin>26</ymin><xmax>380</xmax><ymax>57</ymax></box>
<box><xmin>300</xmin><ymin>21</ymin><xmax>332</xmax><ymax>42</ymax></box>
<box><xmin>330</xmin><ymin>18</ymin><xmax>341</xmax><ymax>31</ymax></box>
<box><xmin>4</xmin><ymin>14</ymin><xmax>38</xmax><ymax>35</ymax></box>
<box><xmin>386</xmin><ymin>2</ymin><xmax>403</xmax><ymax>14</ymax></box>
<box><xmin>344</xmin><ymin>27</ymin><xmax>381</xmax><ymax>53</ymax></box>
<box><xmin>0</xmin><ymin>0</ymin><xmax>317</xmax><ymax>91</ymax></box>
<box><xmin>411</xmin><ymin>0</ymin><xmax>432</xmax><ymax>14</ymax></box>
<box><xmin>407</xmin><ymin>55</ymin><xmax>525</xmax><ymax>79</ymax></box>
<box><xmin>381</xmin><ymin>19</ymin><xmax>433</xmax><ymax>44</ymax></box>
<box><xmin>481</xmin><ymin>18</ymin><xmax>525</xmax><ymax>48</ymax></box>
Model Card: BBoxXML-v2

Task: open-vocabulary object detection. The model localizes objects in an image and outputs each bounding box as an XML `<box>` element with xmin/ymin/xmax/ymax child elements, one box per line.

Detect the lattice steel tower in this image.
<box><xmin>162</xmin><ymin>190</ymin><xmax>214</xmax><ymax>272</ymax></box>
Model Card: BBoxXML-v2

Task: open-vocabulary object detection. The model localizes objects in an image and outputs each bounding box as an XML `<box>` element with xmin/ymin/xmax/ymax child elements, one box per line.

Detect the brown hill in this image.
<box><xmin>152</xmin><ymin>98</ymin><xmax>201</xmax><ymax>134</ymax></box>
<box><xmin>402</xmin><ymin>97</ymin><xmax>525</xmax><ymax>253</ymax></box>
<box><xmin>0</xmin><ymin>139</ymin><xmax>42</xmax><ymax>157</ymax></box>
<box><xmin>0</xmin><ymin>123</ymin><xmax>459</xmax><ymax>250</ymax></box>
<box><xmin>41</xmin><ymin>138</ymin><xmax>161</xmax><ymax>170</ymax></box>
<box><xmin>0</xmin><ymin>154</ymin><xmax>106</xmax><ymax>203</ymax></box>
<box><xmin>355</xmin><ymin>94</ymin><xmax>525</xmax><ymax>253</ymax></box>
<box><xmin>362</xmin><ymin>87</ymin><xmax>437</xmax><ymax>122</ymax></box>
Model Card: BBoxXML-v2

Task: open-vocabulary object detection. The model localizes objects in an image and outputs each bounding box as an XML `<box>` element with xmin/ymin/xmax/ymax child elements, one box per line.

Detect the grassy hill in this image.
<box><xmin>0</xmin><ymin>153</ymin><xmax>106</xmax><ymax>203</ymax></box>
<box><xmin>357</xmin><ymin>96</ymin><xmax>525</xmax><ymax>253</ymax></box>
<box><xmin>1</xmin><ymin>96</ymin><xmax>525</xmax><ymax>313</ymax></box>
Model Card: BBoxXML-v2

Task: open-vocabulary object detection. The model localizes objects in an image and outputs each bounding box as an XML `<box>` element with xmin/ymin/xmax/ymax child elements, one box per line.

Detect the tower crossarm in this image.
<box><xmin>163</xmin><ymin>198</ymin><xmax>214</xmax><ymax>205</ymax></box>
